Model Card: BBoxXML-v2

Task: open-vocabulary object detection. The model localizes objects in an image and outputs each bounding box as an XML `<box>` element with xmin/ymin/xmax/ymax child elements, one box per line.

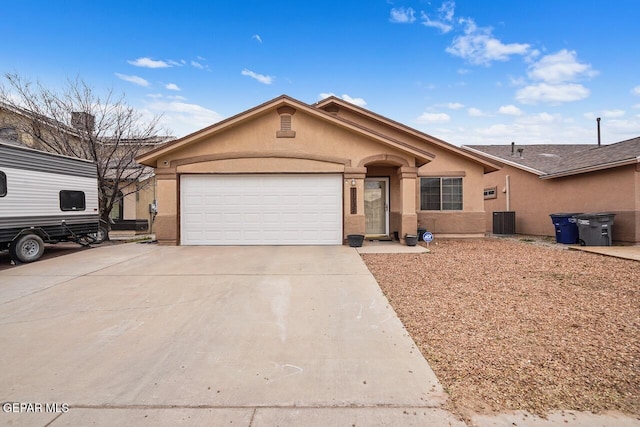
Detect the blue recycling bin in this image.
<box><xmin>549</xmin><ymin>213</ymin><xmax>582</xmax><ymax>244</ymax></box>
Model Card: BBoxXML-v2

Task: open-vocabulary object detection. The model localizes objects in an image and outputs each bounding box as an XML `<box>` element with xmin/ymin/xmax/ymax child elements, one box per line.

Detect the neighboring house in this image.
<box><xmin>136</xmin><ymin>95</ymin><xmax>499</xmax><ymax>246</ymax></box>
<box><xmin>0</xmin><ymin>103</ymin><xmax>171</xmax><ymax>235</ymax></box>
<box><xmin>463</xmin><ymin>138</ymin><xmax>640</xmax><ymax>244</ymax></box>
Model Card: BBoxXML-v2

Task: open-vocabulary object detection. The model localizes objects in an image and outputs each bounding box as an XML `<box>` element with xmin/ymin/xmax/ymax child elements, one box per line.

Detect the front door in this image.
<box><xmin>364</xmin><ymin>177</ymin><xmax>389</xmax><ymax>236</ymax></box>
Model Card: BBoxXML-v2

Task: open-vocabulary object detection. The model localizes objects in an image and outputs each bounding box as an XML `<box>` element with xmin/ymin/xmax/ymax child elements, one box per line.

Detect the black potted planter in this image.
<box><xmin>347</xmin><ymin>234</ymin><xmax>365</xmax><ymax>247</ymax></box>
<box><xmin>405</xmin><ymin>234</ymin><xmax>418</xmax><ymax>246</ymax></box>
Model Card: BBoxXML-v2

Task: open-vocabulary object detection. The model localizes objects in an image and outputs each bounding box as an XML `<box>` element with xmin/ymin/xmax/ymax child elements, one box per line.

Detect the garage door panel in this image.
<box><xmin>181</xmin><ymin>174</ymin><xmax>342</xmax><ymax>245</ymax></box>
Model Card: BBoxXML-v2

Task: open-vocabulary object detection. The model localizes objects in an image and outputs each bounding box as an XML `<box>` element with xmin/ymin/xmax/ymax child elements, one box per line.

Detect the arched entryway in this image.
<box><xmin>358</xmin><ymin>155</ymin><xmax>418</xmax><ymax>241</ymax></box>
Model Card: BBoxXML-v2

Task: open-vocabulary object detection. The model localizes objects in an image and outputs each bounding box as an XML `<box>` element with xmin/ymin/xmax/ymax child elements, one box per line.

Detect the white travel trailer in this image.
<box><xmin>0</xmin><ymin>142</ymin><xmax>105</xmax><ymax>263</ymax></box>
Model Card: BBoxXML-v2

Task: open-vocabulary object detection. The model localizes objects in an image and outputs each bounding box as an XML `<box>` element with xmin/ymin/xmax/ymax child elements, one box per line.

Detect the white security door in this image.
<box><xmin>180</xmin><ymin>174</ymin><xmax>342</xmax><ymax>245</ymax></box>
<box><xmin>364</xmin><ymin>177</ymin><xmax>389</xmax><ymax>236</ymax></box>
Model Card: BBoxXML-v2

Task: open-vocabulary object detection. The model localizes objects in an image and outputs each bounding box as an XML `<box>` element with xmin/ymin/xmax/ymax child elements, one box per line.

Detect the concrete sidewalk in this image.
<box><xmin>569</xmin><ymin>244</ymin><xmax>640</xmax><ymax>261</ymax></box>
<box><xmin>0</xmin><ymin>243</ymin><xmax>461</xmax><ymax>426</ymax></box>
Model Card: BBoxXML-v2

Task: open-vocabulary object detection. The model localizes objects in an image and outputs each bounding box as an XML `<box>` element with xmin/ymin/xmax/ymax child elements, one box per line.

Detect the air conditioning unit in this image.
<box><xmin>493</xmin><ymin>211</ymin><xmax>516</xmax><ymax>235</ymax></box>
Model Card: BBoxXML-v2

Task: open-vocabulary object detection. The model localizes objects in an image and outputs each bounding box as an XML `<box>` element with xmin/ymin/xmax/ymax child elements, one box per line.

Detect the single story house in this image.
<box><xmin>136</xmin><ymin>95</ymin><xmax>499</xmax><ymax>246</ymax></box>
<box><xmin>463</xmin><ymin>137</ymin><xmax>640</xmax><ymax>244</ymax></box>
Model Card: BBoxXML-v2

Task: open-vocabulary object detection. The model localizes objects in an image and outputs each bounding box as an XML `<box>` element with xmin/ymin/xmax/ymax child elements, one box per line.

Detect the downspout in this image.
<box><xmin>505</xmin><ymin>175</ymin><xmax>511</xmax><ymax>211</ymax></box>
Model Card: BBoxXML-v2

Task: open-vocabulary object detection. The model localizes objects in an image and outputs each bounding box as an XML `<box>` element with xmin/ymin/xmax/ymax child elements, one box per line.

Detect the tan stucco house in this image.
<box><xmin>463</xmin><ymin>137</ymin><xmax>640</xmax><ymax>244</ymax></box>
<box><xmin>136</xmin><ymin>95</ymin><xmax>498</xmax><ymax>246</ymax></box>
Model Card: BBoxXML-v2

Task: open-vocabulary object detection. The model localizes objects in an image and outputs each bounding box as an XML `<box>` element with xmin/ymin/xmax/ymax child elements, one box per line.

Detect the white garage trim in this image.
<box><xmin>180</xmin><ymin>174</ymin><xmax>343</xmax><ymax>245</ymax></box>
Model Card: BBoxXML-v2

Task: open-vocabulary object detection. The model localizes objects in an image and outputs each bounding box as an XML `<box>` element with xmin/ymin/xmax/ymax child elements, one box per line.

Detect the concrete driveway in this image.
<box><xmin>0</xmin><ymin>243</ymin><xmax>462</xmax><ymax>426</ymax></box>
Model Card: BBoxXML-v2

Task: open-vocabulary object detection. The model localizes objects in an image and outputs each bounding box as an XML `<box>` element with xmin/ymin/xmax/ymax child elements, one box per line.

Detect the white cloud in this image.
<box><xmin>447</xmin><ymin>102</ymin><xmax>464</xmax><ymax>109</ymax></box>
<box><xmin>128</xmin><ymin>57</ymin><xmax>171</xmax><ymax>68</ymax></box>
<box><xmin>341</xmin><ymin>94</ymin><xmax>367</xmax><ymax>107</ymax></box>
<box><xmin>516</xmin><ymin>112</ymin><xmax>556</xmax><ymax>124</ymax></box>
<box><xmin>603</xmin><ymin>109</ymin><xmax>625</xmax><ymax>118</ymax></box>
<box><xmin>632</xmin><ymin>86</ymin><xmax>640</xmax><ymax>96</ymax></box>
<box><xmin>241</xmin><ymin>69</ymin><xmax>274</xmax><ymax>85</ymax></box>
<box><xmin>446</xmin><ymin>18</ymin><xmax>530</xmax><ymax>65</ymax></box>
<box><xmin>389</xmin><ymin>7</ymin><xmax>416</xmax><ymax>23</ymax></box>
<box><xmin>165</xmin><ymin>83</ymin><xmax>180</xmax><ymax>91</ymax></box>
<box><xmin>514</xmin><ymin>50</ymin><xmax>596</xmax><ymax>105</ymax></box>
<box><xmin>457</xmin><ymin>68</ymin><xmax>470</xmax><ymax>75</ymax></box>
<box><xmin>467</xmin><ymin>107</ymin><xmax>487</xmax><ymax>117</ymax></box>
<box><xmin>420</xmin><ymin>1</ymin><xmax>455</xmax><ymax>33</ymax></box>
<box><xmin>516</xmin><ymin>82</ymin><xmax>589</xmax><ymax>105</ymax></box>
<box><xmin>319</xmin><ymin>93</ymin><xmax>367</xmax><ymax>107</ymax></box>
<box><xmin>417</xmin><ymin>112</ymin><xmax>451</xmax><ymax>123</ymax></box>
<box><xmin>421</xmin><ymin>12</ymin><xmax>453</xmax><ymax>33</ymax></box>
<box><xmin>527</xmin><ymin>49</ymin><xmax>597</xmax><ymax>84</ymax></box>
<box><xmin>632</xmin><ymin>104</ymin><xmax>640</xmax><ymax>109</ymax></box>
<box><xmin>143</xmin><ymin>100</ymin><xmax>223</xmax><ymax>137</ymax></box>
<box><xmin>439</xmin><ymin>1</ymin><xmax>456</xmax><ymax>21</ymax></box>
<box><xmin>585</xmin><ymin>110</ymin><xmax>625</xmax><ymax>119</ymax></box>
<box><xmin>252</xmin><ymin>34</ymin><xmax>263</xmax><ymax>43</ymax></box>
<box><xmin>114</xmin><ymin>73</ymin><xmax>150</xmax><ymax>87</ymax></box>
<box><xmin>498</xmin><ymin>105</ymin><xmax>523</xmax><ymax>116</ymax></box>
<box><xmin>191</xmin><ymin>61</ymin><xmax>204</xmax><ymax>69</ymax></box>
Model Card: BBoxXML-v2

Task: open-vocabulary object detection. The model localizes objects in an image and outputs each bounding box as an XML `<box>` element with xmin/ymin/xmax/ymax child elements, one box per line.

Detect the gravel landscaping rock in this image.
<box><xmin>361</xmin><ymin>237</ymin><xmax>639</xmax><ymax>420</ymax></box>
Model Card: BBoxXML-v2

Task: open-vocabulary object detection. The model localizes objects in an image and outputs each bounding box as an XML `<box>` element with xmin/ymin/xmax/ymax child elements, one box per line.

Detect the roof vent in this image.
<box><xmin>517</xmin><ymin>148</ymin><xmax>524</xmax><ymax>158</ymax></box>
<box><xmin>276</xmin><ymin>106</ymin><xmax>296</xmax><ymax>138</ymax></box>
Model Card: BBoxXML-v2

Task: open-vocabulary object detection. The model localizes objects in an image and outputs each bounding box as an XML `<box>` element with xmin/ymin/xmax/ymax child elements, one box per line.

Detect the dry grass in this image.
<box><xmin>361</xmin><ymin>238</ymin><xmax>639</xmax><ymax>418</ymax></box>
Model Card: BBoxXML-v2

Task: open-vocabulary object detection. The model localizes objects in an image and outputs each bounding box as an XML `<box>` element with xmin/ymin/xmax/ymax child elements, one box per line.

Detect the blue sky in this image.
<box><xmin>2</xmin><ymin>0</ymin><xmax>639</xmax><ymax>145</ymax></box>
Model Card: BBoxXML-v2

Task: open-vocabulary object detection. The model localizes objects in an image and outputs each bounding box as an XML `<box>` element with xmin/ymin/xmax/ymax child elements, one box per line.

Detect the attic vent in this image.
<box><xmin>276</xmin><ymin>106</ymin><xmax>296</xmax><ymax>138</ymax></box>
<box><xmin>281</xmin><ymin>115</ymin><xmax>292</xmax><ymax>131</ymax></box>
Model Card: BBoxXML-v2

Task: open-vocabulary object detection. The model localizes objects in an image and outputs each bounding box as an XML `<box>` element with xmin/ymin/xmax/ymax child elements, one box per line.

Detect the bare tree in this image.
<box><xmin>0</xmin><ymin>73</ymin><xmax>168</xmax><ymax>224</ymax></box>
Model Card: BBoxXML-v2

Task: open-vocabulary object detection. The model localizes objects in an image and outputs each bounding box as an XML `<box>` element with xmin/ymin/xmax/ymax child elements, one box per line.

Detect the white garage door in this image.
<box><xmin>180</xmin><ymin>174</ymin><xmax>343</xmax><ymax>245</ymax></box>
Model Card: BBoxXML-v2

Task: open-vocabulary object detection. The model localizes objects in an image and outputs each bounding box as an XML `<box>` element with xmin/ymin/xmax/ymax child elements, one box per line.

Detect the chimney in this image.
<box><xmin>71</xmin><ymin>112</ymin><xmax>95</xmax><ymax>134</ymax></box>
<box><xmin>596</xmin><ymin>117</ymin><xmax>601</xmax><ymax>147</ymax></box>
<box><xmin>511</xmin><ymin>141</ymin><xmax>515</xmax><ymax>156</ymax></box>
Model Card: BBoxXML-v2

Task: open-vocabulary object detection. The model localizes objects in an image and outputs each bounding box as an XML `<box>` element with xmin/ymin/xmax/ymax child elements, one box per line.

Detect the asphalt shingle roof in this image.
<box><xmin>465</xmin><ymin>137</ymin><xmax>640</xmax><ymax>177</ymax></box>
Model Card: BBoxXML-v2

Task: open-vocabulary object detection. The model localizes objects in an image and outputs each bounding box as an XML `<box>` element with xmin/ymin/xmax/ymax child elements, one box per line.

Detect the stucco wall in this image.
<box><xmin>330</xmin><ymin>106</ymin><xmax>488</xmax><ymax>235</ymax></box>
<box><xmin>483</xmin><ymin>164</ymin><xmax>639</xmax><ymax>243</ymax></box>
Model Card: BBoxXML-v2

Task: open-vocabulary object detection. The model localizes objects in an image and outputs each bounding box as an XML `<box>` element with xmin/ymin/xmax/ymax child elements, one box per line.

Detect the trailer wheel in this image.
<box><xmin>90</xmin><ymin>225</ymin><xmax>109</xmax><ymax>244</ymax></box>
<box><xmin>11</xmin><ymin>234</ymin><xmax>45</xmax><ymax>263</ymax></box>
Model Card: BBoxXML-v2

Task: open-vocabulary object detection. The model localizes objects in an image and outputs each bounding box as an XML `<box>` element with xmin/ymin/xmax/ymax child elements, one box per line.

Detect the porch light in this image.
<box><xmin>351</xmin><ymin>179</ymin><xmax>356</xmax><ymax>186</ymax></box>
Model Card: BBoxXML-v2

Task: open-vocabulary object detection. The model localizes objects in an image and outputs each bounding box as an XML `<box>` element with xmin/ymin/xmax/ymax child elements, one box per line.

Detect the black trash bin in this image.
<box><xmin>549</xmin><ymin>213</ymin><xmax>582</xmax><ymax>244</ymax></box>
<box><xmin>574</xmin><ymin>213</ymin><xmax>615</xmax><ymax>246</ymax></box>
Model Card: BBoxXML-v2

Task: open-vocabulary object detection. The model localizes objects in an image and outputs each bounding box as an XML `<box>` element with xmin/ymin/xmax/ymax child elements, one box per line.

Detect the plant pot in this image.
<box><xmin>347</xmin><ymin>234</ymin><xmax>365</xmax><ymax>247</ymax></box>
<box><xmin>405</xmin><ymin>234</ymin><xmax>418</xmax><ymax>246</ymax></box>
<box><xmin>417</xmin><ymin>228</ymin><xmax>426</xmax><ymax>241</ymax></box>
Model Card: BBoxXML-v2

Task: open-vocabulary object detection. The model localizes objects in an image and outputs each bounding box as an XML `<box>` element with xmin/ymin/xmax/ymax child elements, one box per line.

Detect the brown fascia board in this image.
<box><xmin>461</xmin><ymin>145</ymin><xmax>542</xmax><ymax>176</ymax></box>
<box><xmin>315</xmin><ymin>97</ymin><xmax>501</xmax><ymax>173</ymax></box>
<box><xmin>539</xmin><ymin>156</ymin><xmax>640</xmax><ymax>179</ymax></box>
<box><xmin>136</xmin><ymin>94</ymin><xmax>436</xmax><ymax>166</ymax></box>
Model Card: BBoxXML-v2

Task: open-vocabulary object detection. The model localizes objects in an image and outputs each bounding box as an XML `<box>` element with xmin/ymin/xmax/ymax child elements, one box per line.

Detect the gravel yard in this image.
<box><xmin>361</xmin><ymin>237</ymin><xmax>639</xmax><ymax>419</ymax></box>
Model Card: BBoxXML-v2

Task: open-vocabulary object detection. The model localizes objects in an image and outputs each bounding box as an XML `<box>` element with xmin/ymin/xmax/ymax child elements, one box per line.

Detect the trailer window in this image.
<box><xmin>59</xmin><ymin>190</ymin><xmax>86</xmax><ymax>211</ymax></box>
<box><xmin>0</xmin><ymin>171</ymin><xmax>6</xmax><ymax>197</ymax></box>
